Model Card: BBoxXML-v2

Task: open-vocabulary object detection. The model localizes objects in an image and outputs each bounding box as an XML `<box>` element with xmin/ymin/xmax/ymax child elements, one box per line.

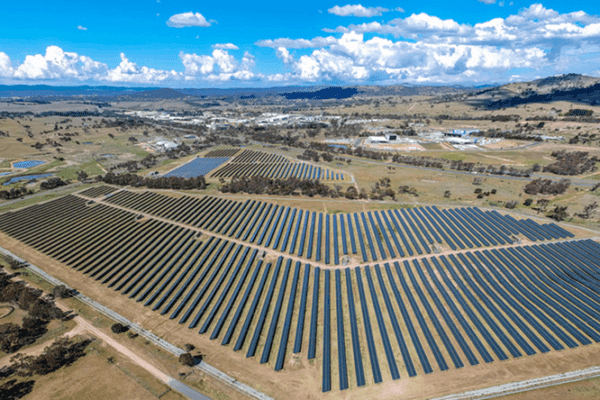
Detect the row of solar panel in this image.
<box><xmin>13</xmin><ymin>160</ymin><xmax>46</xmax><ymax>169</ymax></box>
<box><xmin>203</xmin><ymin>148</ymin><xmax>241</xmax><ymax>158</ymax></box>
<box><xmin>79</xmin><ymin>185</ymin><xmax>119</xmax><ymax>198</ymax></box>
<box><xmin>319</xmin><ymin>239</ymin><xmax>600</xmax><ymax>391</ymax></box>
<box><xmin>102</xmin><ymin>190</ymin><xmax>573</xmax><ymax>264</ymax></box>
<box><xmin>211</xmin><ymin>160</ymin><xmax>344</xmax><ymax>180</ymax></box>
<box><xmin>0</xmin><ymin>196</ymin><xmax>311</xmax><ymax>372</ymax></box>
<box><xmin>3</xmin><ymin>174</ymin><xmax>53</xmax><ymax>186</ymax></box>
<box><xmin>163</xmin><ymin>157</ymin><xmax>230</xmax><ymax>179</ymax></box>
<box><xmin>227</xmin><ymin>149</ymin><xmax>289</xmax><ymax>165</ymax></box>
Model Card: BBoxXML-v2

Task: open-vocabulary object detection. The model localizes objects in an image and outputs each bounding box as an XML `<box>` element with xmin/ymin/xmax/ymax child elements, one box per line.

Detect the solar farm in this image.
<box><xmin>210</xmin><ymin>149</ymin><xmax>347</xmax><ymax>181</ymax></box>
<box><xmin>163</xmin><ymin>157</ymin><xmax>230</xmax><ymax>178</ymax></box>
<box><xmin>1</xmin><ymin>184</ymin><xmax>600</xmax><ymax>398</ymax></box>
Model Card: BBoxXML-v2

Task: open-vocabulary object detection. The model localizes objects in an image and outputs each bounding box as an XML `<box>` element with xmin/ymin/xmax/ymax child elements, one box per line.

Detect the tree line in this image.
<box><xmin>97</xmin><ymin>172</ymin><xmax>207</xmax><ymax>190</ymax></box>
<box><xmin>542</xmin><ymin>151</ymin><xmax>598</xmax><ymax>176</ymax></box>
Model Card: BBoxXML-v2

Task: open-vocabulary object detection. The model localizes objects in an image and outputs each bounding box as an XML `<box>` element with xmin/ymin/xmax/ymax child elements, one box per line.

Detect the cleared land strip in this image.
<box><xmin>432</xmin><ymin>365</ymin><xmax>600</xmax><ymax>400</ymax></box>
<box><xmin>74</xmin><ymin>192</ymin><xmax>583</xmax><ymax>271</ymax></box>
<box><xmin>0</xmin><ymin>245</ymin><xmax>273</xmax><ymax>400</ymax></box>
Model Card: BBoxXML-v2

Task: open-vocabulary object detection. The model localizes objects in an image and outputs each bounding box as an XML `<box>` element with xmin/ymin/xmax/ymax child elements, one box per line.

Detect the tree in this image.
<box><xmin>523</xmin><ymin>198</ymin><xmax>533</xmax><ymax>207</ymax></box>
<box><xmin>179</xmin><ymin>353</ymin><xmax>194</xmax><ymax>366</ymax></box>
<box><xmin>581</xmin><ymin>202</ymin><xmax>598</xmax><ymax>219</ymax></box>
<box><xmin>547</xmin><ymin>205</ymin><xmax>569</xmax><ymax>221</ymax></box>
<box><xmin>443</xmin><ymin>190</ymin><xmax>451</xmax><ymax>199</ymax></box>
<box><xmin>505</xmin><ymin>200</ymin><xmax>518</xmax><ymax>209</ymax></box>
<box><xmin>536</xmin><ymin>199</ymin><xmax>550</xmax><ymax>214</ymax></box>
<box><xmin>111</xmin><ymin>323</ymin><xmax>127</xmax><ymax>334</ymax></box>
<box><xmin>52</xmin><ymin>285</ymin><xmax>72</xmax><ymax>299</ymax></box>
<box><xmin>128</xmin><ymin>137</ymin><xmax>138</xmax><ymax>144</ymax></box>
<box><xmin>76</xmin><ymin>171</ymin><xmax>88</xmax><ymax>183</ymax></box>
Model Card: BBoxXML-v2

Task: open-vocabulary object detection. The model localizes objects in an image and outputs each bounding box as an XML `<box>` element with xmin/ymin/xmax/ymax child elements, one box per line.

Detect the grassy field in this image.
<box><xmin>503</xmin><ymin>377</ymin><xmax>600</xmax><ymax>400</ymax></box>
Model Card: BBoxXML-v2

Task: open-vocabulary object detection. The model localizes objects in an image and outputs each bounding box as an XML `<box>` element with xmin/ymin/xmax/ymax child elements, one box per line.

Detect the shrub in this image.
<box><xmin>111</xmin><ymin>323</ymin><xmax>127</xmax><ymax>334</ymax></box>
<box><xmin>179</xmin><ymin>353</ymin><xmax>194</xmax><ymax>367</ymax></box>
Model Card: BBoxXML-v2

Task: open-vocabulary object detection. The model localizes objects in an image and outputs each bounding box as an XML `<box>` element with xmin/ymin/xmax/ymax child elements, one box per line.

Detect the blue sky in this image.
<box><xmin>1</xmin><ymin>1</ymin><xmax>600</xmax><ymax>87</ymax></box>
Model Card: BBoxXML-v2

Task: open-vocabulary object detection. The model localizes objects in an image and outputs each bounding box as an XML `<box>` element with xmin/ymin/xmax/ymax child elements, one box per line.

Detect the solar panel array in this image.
<box><xmin>3</xmin><ymin>174</ymin><xmax>53</xmax><ymax>186</ymax></box>
<box><xmin>0</xmin><ymin>194</ymin><xmax>599</xmax><ymax>393</ymax></box>
<box><xmin>204</xmin><ymin>148</ymin><xmax>241</xmax><ymax>158</ymax></box>
<box><xmin>163</xmin><ymin>157</ymin><xmax>230</xmax><ymax>178</ymax></box>
<box><xmin>103</xmin><ymin>190</ymin><xmax>573</xmax><ymax>265</ymax></box>
<box><xmin>211</xmin><ymin>149</ymin><xmax>345</xmax><ymax>181</ymax></box>
<box><xmin>13</xmin><ymin>160</ymin><xmax>46</xmax><ymax>169</ymax></box>
<box><xmin>79</xmin><ymin>185</ymin><xmax>119</xmax><ymax>198</ymax></box>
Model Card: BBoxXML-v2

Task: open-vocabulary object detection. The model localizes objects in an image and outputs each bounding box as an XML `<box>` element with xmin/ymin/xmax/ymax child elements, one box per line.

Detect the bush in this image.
<box><xmin>179</xmin><ymin>353</ymin><xmax>194</xmax><ymax>367</ymax></box>
<box><xmin>183</xmin><ymin>344</ymin><xmax>195</xmax><ymax>352</ymax></box>
<box><xmin>111</xmin><ymin>323</ymin><xmax>127</xmax><ymax>334</ymax></box>
<box><xmin>52</xmin><ymin>285</ymin><xmax>72</xmax><ymax>299</ymax></box>
<box><xmin>547</xmin><ymin>205</ymin><xmax>569</xmax><ymax>221</ymax></box>
<box><xmin>523</xmin><ymin>198</ymin><xmax>533</xmax><ymax>207</ymax></box>
<box><xmin>524</xmin><ymin>178</ymin><xmax>571</xmax><ymax>195</ymax></box>
<box><xmin>505</xmin><ymin>200</ymin><xmax>518</xmax><ymax>209</ymax></box>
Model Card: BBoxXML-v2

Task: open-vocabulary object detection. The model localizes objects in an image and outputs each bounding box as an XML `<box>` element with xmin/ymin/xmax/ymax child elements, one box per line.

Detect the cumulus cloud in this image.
<box><xmin>180</xmin><ymin>49</ymin><xmax>259</xmax><ymax>82</ymax></box>
<box><xmin>105</xmin><ymin>53</ymin><xmax>180</xmax><ymax>83</ymax></box>
<box><xmin>276</xmin><ymin>47</ymin><xmax>294</xmax><ymax>64</ymax></box>
<box><xmin>166</xmin><ymin>12</ymin><xmax>211</xmax><ymax>28</ymax></box>
<box><xmin>213</xmin><ymin>43</ymin><xmax>239</xmax><ymax>50</ymax></box>
<box><xmin>256</xmin><ymin>36</ymin><xmax>339</xmax><ymax>49</ymax></box>
<box><xmin>77</xmin><ymin>25</ymin><xmax>88</xmax><ymax>31</ymax></box>
<box><xmin>14</xmin><ymin>46</ymin><xmax>107</xmax><ymax>80</ymax></box>
<box><xmin>0</xmin><ymin>52</ymin><xmax>14</xmax><ymax>77</ymax></box>
<box><xmin>259</xmin><ymin>31</ymin><xmax>549</xmax><ymax>84</ymax></box>
<box><xmin>3</xmin><ymin>4</ymin><xmax>600</xmax><ymax>86</ymax></box>
<box><xmin>328</xmin><ymin>4</ymin><xmax>389</xmax><ymax>17</ymax></box>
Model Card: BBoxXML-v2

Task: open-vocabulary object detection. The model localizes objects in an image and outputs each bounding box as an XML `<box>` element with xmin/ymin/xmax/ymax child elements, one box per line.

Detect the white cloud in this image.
<box><xmin>395</xmin><ymin>7</ymin><xmax>405</xmax><ymax>13</ymax></box>
<box><xmin>179</xmin><ymin>49</ymin><xmax>259</xmax><ymax>82</ymax></box>
<box><xmin>328</xmin><ymin>4</ymin><xmax>389</xmax><ymax>17</ymax></box>
<box><xmin>0</xmin><ymin>52</ymin><xmax>14</xmax><ymax>77</ymax></box>
<box><xmin>166</xmin><ymin>12</ymin><xmax>211</xmax><ymax>28</ymax></box>
<box><xmin>105</xmin><ymin>53</ymin><xmax>180</xmax><ymax>83</ymax></box>
<box><xmin>213</xmin><ymin>43</ymin><xmax>239</xmax><ymax>50</ymax></box>
<box><xmin>259</xmin><ymin>31</ymin><xmax>549</xmax><ymax>84</ymax></box>
<box><xmin>276</xmin><ymin>47</ymin><xmax>294</xmax><ymax>64</ymax></box>
<box><xmin>77</xmin><ymin>25</ymin><xmax>88</xmax><ymax>31</ymax></box>
<box><xmin>14</xmin><ymin>46</ymin><xmax>107</xmax><ymax>80</ymax></box>
<box><xmin>3</xmin><ymin>4</ymin><xmax>600</xmax><ymax>86</ymax></box>
<box><xmin>478</xmin><ymin>0</ymin><xmax>496</xmax><ymax>4</ymax></box>
<box><xmin>256</xmin><ymin>36</ymin><xmax>339</xmax><ymax>49</ymax></box>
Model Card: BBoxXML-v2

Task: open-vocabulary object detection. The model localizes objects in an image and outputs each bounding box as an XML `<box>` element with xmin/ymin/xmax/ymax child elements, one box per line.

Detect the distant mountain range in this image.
<box><xmin>0</xmin><ymin>83</ymin><xmax>475</xmax><ymax>101</ymax></box>
<box><xmin>468</xmin><ymin>74</ymin><xmax>600</xmax><ymax>109</ymax></box>
<box><xmin>1</xmin><ymin>74</ymin><xmax>599</xmax><ymax>106</ymax></box>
